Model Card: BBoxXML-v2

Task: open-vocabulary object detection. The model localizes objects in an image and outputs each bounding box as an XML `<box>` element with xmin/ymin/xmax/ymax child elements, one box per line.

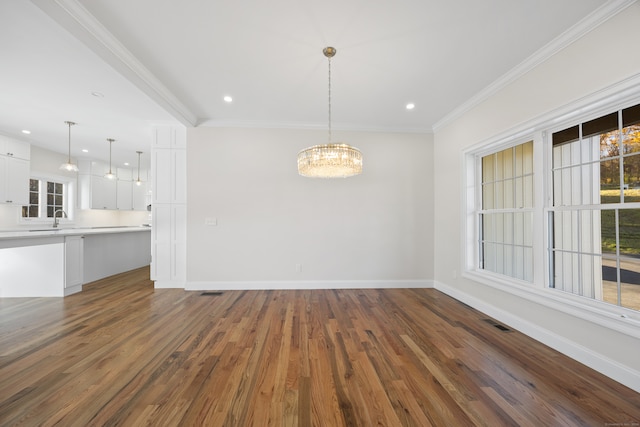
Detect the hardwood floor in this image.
<box><xmin>1</xmin><ymin>267</ymin><xmax>638</xmax><ymax>426</ymax></box>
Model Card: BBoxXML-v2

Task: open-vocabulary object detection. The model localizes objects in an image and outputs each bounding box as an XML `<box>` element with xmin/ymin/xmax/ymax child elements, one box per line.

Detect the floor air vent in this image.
<box><xmin>201</xmin><ymin>291</ymin><xmax>223</xmax><ymax>296</ymax></box>
<box><xmin>482</xmin><ymin>318</ymin><xmax>511</xmax><ymax>332</ymax></box>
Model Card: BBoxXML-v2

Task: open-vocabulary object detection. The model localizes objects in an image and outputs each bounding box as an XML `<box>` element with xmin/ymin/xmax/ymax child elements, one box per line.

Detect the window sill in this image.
<box><xmin>462</xmin><ymin>269</ymin><xmax>640</xmax><ymax>339</ymax></box>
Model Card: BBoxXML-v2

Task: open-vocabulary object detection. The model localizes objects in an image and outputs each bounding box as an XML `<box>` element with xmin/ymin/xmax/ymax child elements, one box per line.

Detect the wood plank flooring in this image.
<box><xmin>1</xmin><ymin>266</ymin><xmax>639</xmax><ymax>426</ymax></box>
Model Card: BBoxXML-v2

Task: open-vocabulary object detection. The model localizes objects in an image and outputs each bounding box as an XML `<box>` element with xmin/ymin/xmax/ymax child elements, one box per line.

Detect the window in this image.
<box><xmin>21</xmin><ymin>176</ymin><xmax>73</xmax><ymax>222</ymax></box>
<box><xmin>465</xmin><ymin>89</ymin><xmax>640</xmax><ymax>328</ymax></box>
<box><xmin>550</xmin><ymin>103</ymin><xmax>640</xmax><ymax>311</ymax></box>
<box><xmin>46</xmin><ymin>181</ymin><xmax>64</xmax><ymax>218</ymax></box>
<box><xmin>479</xmin><ymin>141</ymin><xmax>534</xmax><ymax>281</ymax></box>
<box><xmin>22</xmin><ymin>179</ymin><xmax>40</xmax><ymax>218</ymax></box>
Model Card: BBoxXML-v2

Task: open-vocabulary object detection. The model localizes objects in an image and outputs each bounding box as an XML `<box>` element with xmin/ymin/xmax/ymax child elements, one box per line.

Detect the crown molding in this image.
<box><xmin>31</xmin><ymin>0</ymin><xmax>198</xmax><ymax>127</ymax></box>
<box><xmin>197</xmin><ymin>118</ymin><xmax>433</xmax><ymax>134</ymax></box>
<box><xmin>432</xmin><ymin>0</ymin><xmax>638</xmax><ymax>133</ymax></box>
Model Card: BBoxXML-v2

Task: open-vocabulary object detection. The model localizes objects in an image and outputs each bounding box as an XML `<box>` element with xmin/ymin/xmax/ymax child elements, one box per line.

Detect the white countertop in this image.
<box><xmin>0</xmin><ymin>225</ymin><xmax>151</xmax><ymax>241</ymax></box>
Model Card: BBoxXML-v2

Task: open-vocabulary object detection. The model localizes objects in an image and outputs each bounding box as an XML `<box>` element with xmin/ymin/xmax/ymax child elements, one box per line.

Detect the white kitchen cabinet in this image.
<box><xmin>0</xmin><ymin>136</ymin><xmax>31</xmax><ymax>160</ymax></box>
<box><xmin>0</xmin><ymin>137</ymin><xmax>30</xmax><ymax>205</ymax></box>
<box><xmin>0</xmin><ymin>153</ymin><xmax>30</xmax><ymax>205</ymax></box>
<box><xmin>97</xmin><ymin>176</ymin><xmax>117</xmax><ymax>210</ymax></box>
<box><xmin>152</xmin><ymin>126</ymin><xmax>186</xmax><ymax>149</ymax></box>
<box><xmin>78</xmin><ymin>175</ymin><xmax>117</xmax><ymax>210</ymax></box>
<box><xmin>64</xmin><ymin>236</ymin><xmax>84</xmax><ymax>291</ymax></box>
<box><xmin>88</xmin><ymin>160</ymin><xmax>110</xmax><ymax>176</ymax></box>
<box><xmin>152</xmin><ymin>149</ymin><xmax>186</xmax><ymax>204</ymax></box>
<box><xmin>117</xmin><ymin>167</ymin><xmax>132</xmax><ymax>180</ymax></box>
<box><xmin>77</xmin><ymin>159</ymin><xmax>117</xmax><ymax>210</ymax></box>
<box><xmin>78</xmin><ymin>161</ymin><xmax>148</xmax><ymax>211</ymax></box>
<box><xmin>151</xmin><ymin>125</ymin><xmax>186</xmax><ymax>288</ymax></box>
<box><xmin>116</xmin><ymin>167</ymin><xmax>133</xmax><ymax>210</ymax></box>
<box><xmin>117</xmin><ymin>180</ymin><xmax>133</xmax><ymax>210</ymax></box>
<box><xmin>0</xmin><ymin>240</ymin><xmax>64</xmax><ymax>297</ymax></box>
<box><xmin>151</xmin><ymin>204</ymin><xmax>186</xmax><ymax>284</ymax></box>
<box><xmin>133</xmin><ymin>180</ymin><xmax>150</xmax><ymax>211</ymax></box>
<box><xmin>0</xmin><ymin>228</ymin><xmax>151</xmax><ymax>297</ymax></box>
<box><xmin>83</xmin><ymin>230</ymin><xmax>151</xmax><ymax>283</ymax></box>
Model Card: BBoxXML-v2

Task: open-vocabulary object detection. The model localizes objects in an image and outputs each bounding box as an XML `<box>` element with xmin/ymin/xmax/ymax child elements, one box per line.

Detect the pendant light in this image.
<box><xmin>59</xmin><ymin>121</ymin><xmax>79</xmax><ymax>172</ymax></box>
<box><xmin>297</xmin><ymin>47</ymin><xmax>362</xmax><ymax>178</ymax></box>
<box><xmin>105</xmin><ymin>138</ymin><xmax>116</xmax><ymax>180</ymax></box>
<box><xmin>135</xmin><ymin>151</ymin><xmax>143</xmax><ymax>186</ymax></box>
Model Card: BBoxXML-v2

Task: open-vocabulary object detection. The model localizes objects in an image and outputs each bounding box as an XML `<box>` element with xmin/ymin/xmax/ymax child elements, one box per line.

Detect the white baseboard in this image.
<box><xmin>154</xmin><ymin>280</ymin><xmax>186</xmax><ymax>289</ymax></box>
<box><xmin>186</xmin><ymin>279</ymin><xmax>434</xmax><ymax>291</ymax></box>
<box><xmin>64</xmin><ymin>285</ymin><xmax>82</xmax><ymax>296</ymax></box>
<box><xmin>434</xmin><ymin>280</ymin><xmax>640</xmax><ymax>393</ymax></box>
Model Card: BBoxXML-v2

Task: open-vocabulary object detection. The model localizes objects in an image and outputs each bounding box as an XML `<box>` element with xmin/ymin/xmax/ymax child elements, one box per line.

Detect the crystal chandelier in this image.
<box><xmin>297</xmin><ymin>47</ymin><xmax>362</xmax><ymax>178</ymax></box>
<box><xmin>59</xmin><ymin>121</ymin><xmax>79</xmax><ymax>172</ymax></box>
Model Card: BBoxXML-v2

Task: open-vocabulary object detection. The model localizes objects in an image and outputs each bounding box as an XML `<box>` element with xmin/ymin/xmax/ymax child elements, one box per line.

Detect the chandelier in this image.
<box><xmin>297</xmin><ymin>47</ymin><xmax>362</xmax><ymax>178</ymax></box>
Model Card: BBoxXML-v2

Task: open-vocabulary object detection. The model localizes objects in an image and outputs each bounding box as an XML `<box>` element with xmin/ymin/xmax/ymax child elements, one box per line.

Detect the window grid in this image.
<box><xmin>550</xmin><ymin>103</ymin><xmax>640</xmax><ymax>311</ymax></box>
<box><xmin>46</xmin><ymin>181</ymin><xmax>64</xmax><ymax>218</ymax></box>
<box><xmin>21</xmin><ymin>179</ymin><xmax>40</xmax><ymax>218</ymax></box>
<box><xmin>479</xmin><ymin>141</ymin><xmax>534</xmax><ymax>282</ymax></box>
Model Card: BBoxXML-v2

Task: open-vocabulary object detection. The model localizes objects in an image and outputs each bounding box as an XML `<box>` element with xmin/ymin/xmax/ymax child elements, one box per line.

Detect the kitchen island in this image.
<box><xmin>0</xmin><ymin>226</ymin><xmax>151</xmax><ymax>297</ymax></box>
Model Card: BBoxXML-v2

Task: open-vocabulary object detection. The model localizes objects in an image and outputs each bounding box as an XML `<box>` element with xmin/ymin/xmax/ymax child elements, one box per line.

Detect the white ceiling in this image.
<box><xmin>0</xmin><ymin>0</ymin><xmax>618</xmax><ymax>169</ymax></box>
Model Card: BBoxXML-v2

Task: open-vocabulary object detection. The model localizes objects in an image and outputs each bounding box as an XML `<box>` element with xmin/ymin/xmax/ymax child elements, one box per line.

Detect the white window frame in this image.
<box><xmin>468</xmin><ymin>135</ymin><xmax>540</xmax><ymax>285</ymax></box>
<box><xmin>462</xmin><ymin>76</ymin><xmax>640</xmax><ymax>338</ymax></box>
<box><xmin>18</xmin><ymin>172</ymin><xmax>76</xmax><ymax>225</ymax></box>
<box><xmin>464</xmin><ymin>132</ymin><xmax>544</xmax><ymax>288</ymax></box>
<box><xmin>545</xmin><ymin>104</ymin><xmax>640</xmax><ymax>310</ymax></box>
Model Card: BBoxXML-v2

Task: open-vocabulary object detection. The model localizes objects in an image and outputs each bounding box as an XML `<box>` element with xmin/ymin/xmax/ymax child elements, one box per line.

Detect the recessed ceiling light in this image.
<box><xmin>223</xmin><ymin>95</ymin><xmax>233</xmax><ymax>103</ymax></box>
<box><xmin>91</xmin><ymin>91</ymin><xmax>104</xmax><ymax>98</ymax></box>
<box><xmin>21</xmin><ymin>130</ymin><xmax>31</xmax><ymax>134</ymax></box>
<box><xmin>124</xmin><ymin>162</ymin><xmax>129</xmax><ymax>166</ymax></box>
<box><xmin>406</xmin><ymin>103</ymin><xmax>415</xmax><ymax>110</ymax></box>
<box><xmin>82</xmin><ymin>149</ymin><xmax>89</xmax><ymax>153</ymax></box>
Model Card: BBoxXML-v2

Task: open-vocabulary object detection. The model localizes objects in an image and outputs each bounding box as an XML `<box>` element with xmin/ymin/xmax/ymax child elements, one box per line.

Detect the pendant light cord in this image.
<box><xmin>67</xmin><ymin>123</ymin><xmax>72</xmax><ymax>162</ymax></box>
<box><xmin>107</xmin><ymin>138</ymin><xmax>114</xmax><ymax>174</ymax></box>
<box><xmin>65</xmin><ymin>121</ymin><xmax>75</xmax><ymax>163</ymax></box>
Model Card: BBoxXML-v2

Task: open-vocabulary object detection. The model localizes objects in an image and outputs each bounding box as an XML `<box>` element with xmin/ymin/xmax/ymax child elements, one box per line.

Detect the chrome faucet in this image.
<box><xmin>53</xmin><ymin>209</ymin><xmax>67</xmax><ymax>228</ymax></box>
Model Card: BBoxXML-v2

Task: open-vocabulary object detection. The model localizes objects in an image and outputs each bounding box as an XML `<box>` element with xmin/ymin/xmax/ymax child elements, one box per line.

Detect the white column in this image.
<box><xmin>151</xmin><ymin>126</ymin><xmax>187</xmax><ymax>288</ymax></box>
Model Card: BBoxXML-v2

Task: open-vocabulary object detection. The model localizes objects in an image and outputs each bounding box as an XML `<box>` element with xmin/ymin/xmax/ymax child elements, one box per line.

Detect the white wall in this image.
<box><xmin>0</xmin><ymin>145</ymin><xmax>149</xmax><ymax>229</ymax></box>
<box><xmin>187</xmin><ymin>127</ymin><xmax>433</xmax><ymax>287</ymax></box>
<box><xmin>433</xmin><ymin>4</ymin><xmax>640</xmax><ymax>391</ymax></box>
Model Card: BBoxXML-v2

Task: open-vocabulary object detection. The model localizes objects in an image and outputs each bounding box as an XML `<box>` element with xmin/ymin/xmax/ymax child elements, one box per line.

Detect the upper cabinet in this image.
<box><xmin>0</xmin><ymin>136</ymin><xmax>30</xmax><ymax>205</ymax></box>
<box><xmin>132</xmin><ymin>168</ymin><xmax>150</xmax><ymax>211</ymax></box>
<box><xmin>152</xmin><ymin>127</ymin><xmax>186</xmax><ymax>149</ymax></box>
<box><xmin>77</xmin><ymin>160</ymin><xmax>149</xmax><ymax>211</ymax></box>
<box><xmin>0</xmin><ymin>137</ymin><xmax>31</xmax><ymax>160</ymax></box>
<box><xmin>152</xmin><ymin>149</ymin><xmax>186</xmax><ymax>204</ymax></box>
<box><xmin>151</xmin><ymin>127</ymin><xmax>186</xmax><ymax>204</ymax></box>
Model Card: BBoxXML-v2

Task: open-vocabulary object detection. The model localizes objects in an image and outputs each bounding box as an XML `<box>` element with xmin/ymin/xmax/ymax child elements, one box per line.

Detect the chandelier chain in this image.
<box><xmin>328</xmin><ymin>56</ymin><xmax>332</xmax><ymax>144</ymax></box>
